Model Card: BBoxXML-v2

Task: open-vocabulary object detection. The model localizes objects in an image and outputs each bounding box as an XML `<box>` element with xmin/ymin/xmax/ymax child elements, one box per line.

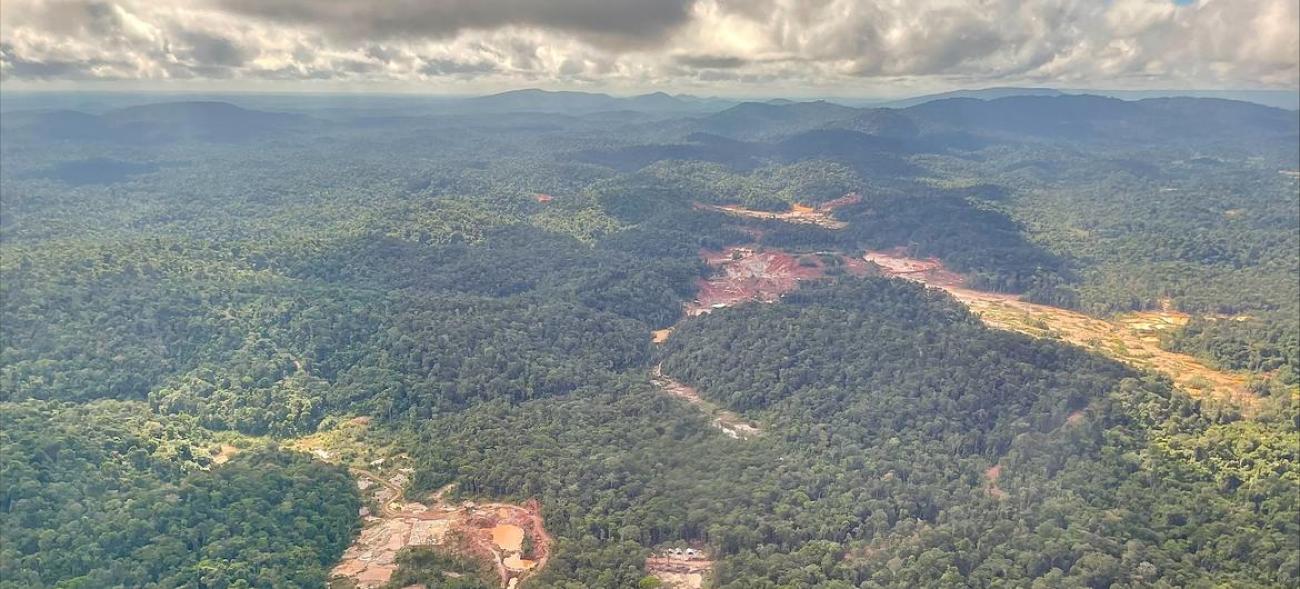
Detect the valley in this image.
<box><xmin>651</xmin><ymin>364</ymin><xmax>760</xmax><ymax>439</ymax></box>
<box><xmin>863</xmin><ymin>249</ymin><xmax>1256</xmax><ymax>407</ymax></box>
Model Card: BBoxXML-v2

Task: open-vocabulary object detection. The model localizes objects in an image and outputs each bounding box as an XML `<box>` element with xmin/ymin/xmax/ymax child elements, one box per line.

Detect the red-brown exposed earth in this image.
<box><xmin>687</xmin><ymin>246</ymin><xmax>869</xmax><ymax>316</ymax></box>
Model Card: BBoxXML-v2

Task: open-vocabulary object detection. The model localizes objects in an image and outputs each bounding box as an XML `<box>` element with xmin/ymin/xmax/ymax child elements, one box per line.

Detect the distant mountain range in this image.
<box><xmin>461</xmin><ymin>89</ymin><xmax>735</xmax><ymax>113</ymax></box>
<box><xmin>0</xmin><ymin>101</ymin><xmax>309</xmax><ymax>144</ymax></box>
<box><xmin>877</xmin><ymin>87</ymin><xmax>1067</xmax><ymax>108</ymax></box>
<box><xmin>4</xmin><ymin>93</ymin><xmax>1295</xmax><ymax>157</ymax></box>
<box><xmin>468</xmin><ymin>87</ymin><xmax>1300</xmax><ymax>114</ymax></box>
<box><xmin>569</xmin><ymin>93</ymin><xmax>1298</xmax><ymax>173</ymax></box>
<box><xmin>683</xmin><ymin>94</ymin><xmax>1299</xmax><ymax>149</ymax></box>
<box><xmin>881</xmin><ymin>87</ymin><xmax>1299</xmax><ymax>110</ymax></box>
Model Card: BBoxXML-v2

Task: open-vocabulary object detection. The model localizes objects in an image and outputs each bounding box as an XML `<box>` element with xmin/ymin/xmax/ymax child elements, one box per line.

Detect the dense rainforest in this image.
<box><xmin>0</xmin><ymin>91</ymin><xmax>1296</xmax><ymax>587</ymax></box>
<box><xmin>0</xmin><ymin>401</ymin><xmax>360</xmax><ymax>588</ymax></box>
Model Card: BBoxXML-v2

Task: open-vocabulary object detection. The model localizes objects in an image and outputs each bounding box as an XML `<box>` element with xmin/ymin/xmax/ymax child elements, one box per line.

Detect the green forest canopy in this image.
<box><xmin>1</xmin><ymin>94</ymin><xmax>1296</xmax><ymax>587</ymax></box>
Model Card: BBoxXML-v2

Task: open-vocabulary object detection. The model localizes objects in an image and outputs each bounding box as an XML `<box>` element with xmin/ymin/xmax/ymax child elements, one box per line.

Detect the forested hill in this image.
<box><xmin>707</xmin><ymin>98</ymin><xmax>1299</xmax><ymax>162</ymax></box>
<box><xmin>655</xmin><ymin>278</ymin><xmax>1298</xmax><ymax>587</ymax></box>
<box><xmin>1</xmin><ymin>90</ymin><xmax>1296</xmax><ymax>587</ymax></box>
<box><xmin>0</xmin><ymin>401</ymin><xmax>360</xmax><ymax>587</ymax></box>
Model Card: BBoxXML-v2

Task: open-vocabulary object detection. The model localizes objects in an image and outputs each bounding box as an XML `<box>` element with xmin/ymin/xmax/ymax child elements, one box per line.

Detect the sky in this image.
<box><xmin>1</xmin><ymin>0</ymin><xmax>1297</xmax><ymax>98</ymax></box>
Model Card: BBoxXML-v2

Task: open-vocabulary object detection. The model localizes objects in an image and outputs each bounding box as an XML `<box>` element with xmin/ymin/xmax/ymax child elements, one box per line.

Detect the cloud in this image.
<box><xmin>0</xmin><ymin>42</ymin><xmax>132</xmax><ymax>79</ymax></box>
<box><xmin>419</xmin><ymin>57</ymin><xmax>497</xmax><ymax>77</ymax></box>
<box><xmin>212</xmin><ymin>0</ymin><xmax>698</xmax><ymax>48</ymax></box>
<box><xmin>674</xmin><ymin>54</ymin><xmax>748</xmax><ymax>69</ymax></box>
<box><xmin>177</xmin><ymin>30</ymin><xmax>248</xmax><ymax>67</ymax></box>
<box><xmin>0</xmin><ymin>0</ymin><xmax>1295</xmax><ymax>91</ymax></box>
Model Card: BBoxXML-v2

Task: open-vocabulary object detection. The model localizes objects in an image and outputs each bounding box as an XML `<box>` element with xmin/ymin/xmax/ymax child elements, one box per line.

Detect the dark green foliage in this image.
<box><xmin>27</xmin><ymin>157</ymin><xmax>161</xmax><ymax>186</ymax></box>
<box><xmin>0</xmin><ymin>401</ymin><xmax>360</xmax><ymax>588</ymax></box>
<box><xmin>1164</xmin><ymin>317</ymin><xmax>1300</xmax><ymax>384</ymax></box>
<box><xmin>1</xmin><ymin>94</ymin><xmax>1295</xmax><ymax>587</ymax></box>
<box><xmin>989</xmin><ymin>153</ymin><xmax>1300</xmax><ymax>376</ymax></box>
<box><xmin>399</xmin><ymin>277</ymin><xmax>1296</xmax><ymax>588</ymax></box>
<box><xmin>659</xmin><ymin>279</ymin><xmax>1296</xmax><ymax>587</ymax></box>
<box><xmin>841</xmin><ymin>192</ymin><xmax>1070</xmax><ymax>297</ymax></box>
<box><xmin>663</xmin><ymin>278</ymin><xmax>1111</xmax><ymax>429</ymax></box>
<box><xmin>2</xmin><ymin>212</ymin><xmax>706</xmax><ymax>433</ymax></box>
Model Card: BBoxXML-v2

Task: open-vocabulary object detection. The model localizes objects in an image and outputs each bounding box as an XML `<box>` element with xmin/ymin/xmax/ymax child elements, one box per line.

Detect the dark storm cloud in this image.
<box><xmin>214</xmin><ymin>0</ymin><xmax>699</xmax><ymax>48</ymax></box>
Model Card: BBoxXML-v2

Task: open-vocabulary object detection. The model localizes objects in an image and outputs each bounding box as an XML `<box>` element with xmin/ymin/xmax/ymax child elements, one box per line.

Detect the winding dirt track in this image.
<box><xmin>652</xmin><ymin>364</ymin><xmax>760</xmax><ymax>439</ymax></box>
<box><xmin>352</xmin><ymin>468</ymin><xmax>419</xmax><ymax>518</ymax></box>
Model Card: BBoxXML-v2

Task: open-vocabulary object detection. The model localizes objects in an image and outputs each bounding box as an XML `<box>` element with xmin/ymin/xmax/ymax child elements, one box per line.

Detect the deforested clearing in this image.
<box><xmin>646</xmin><ymin>546</ymin><xmax>714</xmax><ymax>589</ymax></box>
<box><xmin>329</xmin><ymin>471</ymin><xmax>550</xmax><ymax>588</ymax></box>
<box><xmin>694</xmin><ymin>193</ymin><xmax>861</xmax><ymax>229</ymax></box>
<box><xmin>864</xmin><ymin>249</ymin><xmax>1255</xmax><ymax>409</ymax></box>
<box><xmin>688</xmin><ymin>245</ymin><xmax>868</xmax><ymax>316</ymax></box>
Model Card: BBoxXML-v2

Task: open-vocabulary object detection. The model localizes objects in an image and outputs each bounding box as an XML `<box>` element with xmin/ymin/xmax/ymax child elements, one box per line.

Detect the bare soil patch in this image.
<box><xmin>211</xmin><ymin>444</ymin><xmax>240</xmax><ymax>465</ymax></box>
<box><xmin>330</xmin><ymin>471</ymin><xmax>551</xmax><ymax>589</ymax></box>
<box><xmin>646</xmin><ymin>547</ymin><xmax>714</xmax><ymax>589</ymax></box>
<box><xmin>695</xmin><ymin>193</ymin><xmax>860</xmax><ymax>230</ymax></box>
<box><xmin>864</xmin><ymin>249</ymin><xmax>1255</xmax><ymax>409</ymax></box>
<box><xmin>688</xmin><ymin>246</ymin><xmax>868</xmax><ymax>316</ymax></box>
<box><xmin>984</xmin><ymin>465</ymin><xmax>1008</xmax><ymax>500</ymax></box>
<box><xmin>298</xmin><ymin>420</ymin><xmax>550</xmax><ymax>589</ymax></box>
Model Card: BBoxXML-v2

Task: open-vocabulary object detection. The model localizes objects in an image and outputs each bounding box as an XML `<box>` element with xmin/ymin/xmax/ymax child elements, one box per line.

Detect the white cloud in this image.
<box><xmin>0</xmin><ymin>0</ymin><xmax>1295</xmax><ymax>92</ymax></box>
